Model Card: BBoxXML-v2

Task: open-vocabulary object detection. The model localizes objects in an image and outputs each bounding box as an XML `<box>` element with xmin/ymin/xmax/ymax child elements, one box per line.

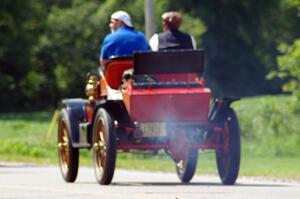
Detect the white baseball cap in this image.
<box><xmin>111</xmin><ymin>11</ymin><xmax>133</xmax><ymax>27</ymax></box>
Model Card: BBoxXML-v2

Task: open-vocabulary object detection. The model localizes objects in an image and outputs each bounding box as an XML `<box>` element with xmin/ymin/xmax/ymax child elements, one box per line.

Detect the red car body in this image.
<box><xmin>57</xmin><ymin>50</ymin><xmax>241</xmax><ymax>185</ymax></box>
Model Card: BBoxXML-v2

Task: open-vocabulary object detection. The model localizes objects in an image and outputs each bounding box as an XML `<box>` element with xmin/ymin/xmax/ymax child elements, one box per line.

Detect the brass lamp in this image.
<box><xmin>85</xmin><ymin>74</ymin><xmax>99</xmax><ymax>100</ymax></box>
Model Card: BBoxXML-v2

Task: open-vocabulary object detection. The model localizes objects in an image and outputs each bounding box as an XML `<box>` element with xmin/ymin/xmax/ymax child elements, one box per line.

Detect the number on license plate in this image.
<box><xmin>139</xmin><ymin>123</ymin><xmax>166</xmax><ymax>137</ymax></box>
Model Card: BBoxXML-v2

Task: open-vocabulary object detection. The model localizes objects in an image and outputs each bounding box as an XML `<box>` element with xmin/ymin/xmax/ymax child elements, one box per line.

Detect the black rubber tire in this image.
<box><xmin>57</xmin><ymin>108</ymin><xmax>79</xmax><ymax>183</ymax></box>
<box><xmin>216</xmin><ymin>108</ymin><xmax>241</xmax><ymax>185</ymax></box>
<box><xmin>176</xmin><ymin>148</ymin><xmax>198</xmax><ymax>183</ymax></box>
<box><xmin>92</xmin><ymin>108</ymin><xmax>117</xmax><ymax>185</ymax></box>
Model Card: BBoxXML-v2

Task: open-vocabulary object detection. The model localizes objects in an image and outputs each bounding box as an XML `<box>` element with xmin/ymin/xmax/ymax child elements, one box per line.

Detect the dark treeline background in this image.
<box><xmin>1</xmin><ymin>0</ymin><xmax>300</xmax><ymax>111</ymax></box>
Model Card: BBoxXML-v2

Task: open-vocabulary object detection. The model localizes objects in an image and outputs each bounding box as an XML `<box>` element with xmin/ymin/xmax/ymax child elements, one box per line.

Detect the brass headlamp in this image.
<box><xmin>85</xmin><ymin>74</ymin><xmax>99</xmax><ymax>100</ymax></box>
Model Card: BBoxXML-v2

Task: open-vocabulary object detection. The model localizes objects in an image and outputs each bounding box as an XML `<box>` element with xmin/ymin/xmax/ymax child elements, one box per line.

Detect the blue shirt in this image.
<box><xmin>100</xmin><ymin>26</ymin><xmax>150</xmax><ymax>60</ymax></box>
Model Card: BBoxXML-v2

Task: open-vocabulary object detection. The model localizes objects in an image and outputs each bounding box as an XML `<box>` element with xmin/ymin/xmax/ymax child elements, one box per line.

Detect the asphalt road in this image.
<box><xmin>0</xmin><ymin>162</ymin><xmax>300</xmax><ymax>199</ymax></box>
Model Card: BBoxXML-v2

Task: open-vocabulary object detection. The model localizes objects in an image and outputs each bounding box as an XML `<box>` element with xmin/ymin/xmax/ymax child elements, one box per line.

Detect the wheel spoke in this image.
<box><xmin>58</xmin><ymin>122</ymin><xmax>70</xmax><ymax>170</ymax></box>
<box><xmin>94</xmin><ymin>120</ymin><xmax>107</xmax><ymax>175</ymax></box>
<box><xmin>92</xmin><ymin>108</ymin><xmax>116</xmax><ymax>185</ymax></box>
<box><xmin>99</xmin><ymin>141</ymin><xmax>106</xmax><ymax>154</ymax></box>
<box><xmin>215</xmin><ymin>109</ymin><xmax>240</xmax><ymax>185</ymax></box>
<box><xmin>177</xmin><ymin>160</ymin><xmax>184</xmax><ymax>174</ymax></box>
<box><xmin>57</xmin><ymin>110</ymin><xmax>79</xmax><ymax>183</ymax></box>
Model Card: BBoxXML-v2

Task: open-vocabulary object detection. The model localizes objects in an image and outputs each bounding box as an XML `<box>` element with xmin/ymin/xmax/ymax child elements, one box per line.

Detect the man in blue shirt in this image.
<box><xmin>99</xmin><ymin>11</ymin><xmax>150</xmax><ymax>65</ymax></box>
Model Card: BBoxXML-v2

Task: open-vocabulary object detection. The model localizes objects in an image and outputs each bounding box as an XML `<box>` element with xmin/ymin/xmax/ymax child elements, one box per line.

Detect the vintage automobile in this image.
<box><xmin>57</xmin><ymin>49</ymin><xmax>241</xmax><ymax>185</ymax></box>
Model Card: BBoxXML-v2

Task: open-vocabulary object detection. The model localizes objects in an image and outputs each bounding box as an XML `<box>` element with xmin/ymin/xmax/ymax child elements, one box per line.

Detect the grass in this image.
<box><xmin>239</xmin><ymin>156</ymin><xmax>300</xmax><ymax>179</ymax></box>
<box><xmin>0</xmin><ymin>95</ymin><xmax>300</xmax><ymax>180</ymax></box>
<box><xmin>1</xmin><ymin>149</ymin><xmax>300</xmax><ymax>180</ymax></box>
<box><xmin>233</xmin><ymin>95</ymin><xmax>300</xmax><ymax>156</ymax></box>
<box><xmin>116</xmin><ymin>152</ymin><xmax>300</xmax><ymax>180</ymax></box>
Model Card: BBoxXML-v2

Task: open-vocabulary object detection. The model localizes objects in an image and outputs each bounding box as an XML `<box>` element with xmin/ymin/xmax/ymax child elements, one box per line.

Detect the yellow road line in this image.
<box><xmin>46</xmin><ymin>110</ymin><xmax>60</xmax><ymax>139</ymax></box>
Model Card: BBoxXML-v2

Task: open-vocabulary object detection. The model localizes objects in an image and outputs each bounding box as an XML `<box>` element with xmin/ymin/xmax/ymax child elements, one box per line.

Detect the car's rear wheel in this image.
<box><xmin>216</xmin><ymin>108</ymin><xmax>240</xmax><ymax>185</ymax></box>
<box><xmin>57</xmin><ymin>108</ymin><xmax>79</xmax><ymax>182</ymax></box>
<box><xmin>176</xmin><ymin>148</ymin><xmax>198</xmax><ymax>183</ymax></box>
<box><xmin>92</xmin><ymin>108</ymin><xmax>116</xmax><ymax>185</ymax></box>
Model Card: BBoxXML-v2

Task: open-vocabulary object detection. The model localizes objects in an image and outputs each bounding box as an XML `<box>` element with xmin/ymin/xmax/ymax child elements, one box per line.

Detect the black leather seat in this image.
<box><xmin>133</xmin><ymin>81</ymin><xmax>202</xmax><ymax>89</ymax></box>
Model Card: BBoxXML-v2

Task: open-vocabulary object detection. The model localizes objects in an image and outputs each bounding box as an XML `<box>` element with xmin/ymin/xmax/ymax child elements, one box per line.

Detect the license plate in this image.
<box><xmin>139</xmin><ymin>122</ymin><xmax>166</xmax><ymax>137</ymax></box>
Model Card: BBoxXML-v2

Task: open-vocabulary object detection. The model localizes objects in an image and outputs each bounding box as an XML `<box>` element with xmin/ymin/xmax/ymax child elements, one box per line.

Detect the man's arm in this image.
<box><xmin>191</xmin><ymin>35</ymin><xmax>197</xmax><ymax>49</ymax></box>
<box><xmin>99</xmin><ymin>35</ymin><xmax>111</xmax><ymax>66</ymax></box>
<box><xmin>149</xmin><ymin>34</ymin><xmax>159</xmax><ymax>51</ymax></box>
<box><xmin>100</xmin><ymin>58</ymin><xmax>107</xmax><ymax>66</ymax></box>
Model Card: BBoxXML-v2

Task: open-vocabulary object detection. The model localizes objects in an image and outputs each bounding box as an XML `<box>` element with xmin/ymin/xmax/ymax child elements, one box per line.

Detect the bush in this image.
<box><xmin>233</xmin><ymin>95</ymin><xmax>300</xmax><ymax>156</ymax></box>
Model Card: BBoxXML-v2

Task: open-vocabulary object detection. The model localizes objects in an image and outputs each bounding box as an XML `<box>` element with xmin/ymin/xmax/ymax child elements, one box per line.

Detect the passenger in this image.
<box><xmin>149</xmin><ymin>11</ymin><xmax>197</xmax><ymax>51</ymax></box>
<box><xmin>99</xmin><ymin>11</ymin><xmax>150</xmax><ymax>65</ymax></box>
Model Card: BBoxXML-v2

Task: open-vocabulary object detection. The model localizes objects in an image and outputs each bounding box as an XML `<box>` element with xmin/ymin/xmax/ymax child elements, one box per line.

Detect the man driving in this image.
<box><xmin>99</xmin><ymin>11</ymin><xmax>150</xmax><ymax>65</ymax></box>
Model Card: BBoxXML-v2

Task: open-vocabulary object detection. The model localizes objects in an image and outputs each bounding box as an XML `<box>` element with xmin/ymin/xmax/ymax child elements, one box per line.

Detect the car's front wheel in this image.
<box><xmin>57</xmin><ymin>108</ymin><xmax>79</xmax><ymax>182</ymax></box>
<box><xmin>92</xmin><ymin>108</ymin><xmax>116</xmax><ymax>185</ymax></box>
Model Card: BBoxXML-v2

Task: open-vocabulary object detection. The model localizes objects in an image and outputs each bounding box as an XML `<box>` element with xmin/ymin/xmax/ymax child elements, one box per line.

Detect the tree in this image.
<box><xmin>165</xmin><ymin>0</ymin><xmax>300</xmax><ymax>97</ymax></box>
<box><xmin>0</xmin><ymin>0</ymin><xmax>43</xmax><ymax>110</ymax></box>
<box><xmin>268</xmin><ymin>0</ymin><xmax>300</xmax><ymax>110</ymax></box>
<box><xmin>275</xmin><ymin>41</ymin><xmax>300</xmax><ymax>97</ymax></box>
<box><xmin>2</xmin><ymin>0</ymin><xmax>300</xmax><ymax>110</ymax></box>
<box><xmin>33</xmin><ymin>0</ymin><xmax>147</xmax><ymax>107</ymax></box>
<box><xmin>0</xmin><ymin>0</ymin><xmax>72</xmax><ymax>110</ymax></box>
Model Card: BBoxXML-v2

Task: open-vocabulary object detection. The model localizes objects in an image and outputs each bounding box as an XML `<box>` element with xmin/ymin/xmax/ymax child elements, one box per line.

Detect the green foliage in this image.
<box><xmin>284</xmin><ymin>0</ymin><xmax>300</xmax><ymax>6</ymax></box>
<box><xmin>2</xmin><ymin>0</ymin><xmax>300</xmax><ymax>110</ymax></box>
<box><xmin>0</xmin><ymin>112</ymin><xmax>56</xmax><ymax>158</ymax></box>
<box><xmin>267</xmin><ymin>0</ymin><xmax>300</xmax><ymax>110</ymax></box>
<box><xmin>267</xmin><ymin>0</ymin><xmax>300</xmax><ymax>112</ymax></box>
<box><xmin>33</xmin><ymin>0</ymin><xmax>148</xmax><ymax>105</ymax></box>
<box><xmin>168</xmin><ymin>0</ymin><xmax>300</xmax><ymax>96</ymax></box>
<box><xmin>0</xmin><ymin>139</ymin><xmax>54</xmax><ymax>158</ymax></box>
<box><xmin>34</xmin><ymin>1</ymin><xmax>103</xmax><ymax>101</ymax></box>
<box><xmin>20</xmin><ymin>71</ymin><xmax>47</xmax><ymax>99</ymax></box>
<box><xmin>233</xmin><ymin>95</ymin><xmax>300</xmax><ymax>156</ymax></box>
<box><xmin>0</xmin><ymin>1</ymin><xmax>40</xmax><ymax>110</ymax></box>
<box><xmin>269</xmin><ymin>40</ymin><xmax>300</xmax><ymax>110</ymax></box>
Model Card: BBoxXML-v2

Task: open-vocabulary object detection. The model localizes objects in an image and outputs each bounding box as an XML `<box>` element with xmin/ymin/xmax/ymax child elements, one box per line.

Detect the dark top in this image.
<box><xmin>158</xmin><ymin>29</ymin><xmax>193</xmax><ymax>50</ymax></box>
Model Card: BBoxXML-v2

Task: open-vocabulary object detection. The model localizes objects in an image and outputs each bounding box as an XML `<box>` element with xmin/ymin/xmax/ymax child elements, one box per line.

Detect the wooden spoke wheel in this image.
<box><xmin>92</xmin><ymin>108</ymin><xmax>116</xmax><ymax>185</ymax></box>
<box><xmin>216</xmin><ymin>108</ymin><xmax>241</xmax><ymax>185</ymax></box>
<box><xmin>57</xmin><ymin>109</ymin><xmax>79</xmax><ymax>182</ymax></box>
<box><xmin>175</xmin><ymin>148</ymin><xmax>198</xmax><ymax>183</ymax></box>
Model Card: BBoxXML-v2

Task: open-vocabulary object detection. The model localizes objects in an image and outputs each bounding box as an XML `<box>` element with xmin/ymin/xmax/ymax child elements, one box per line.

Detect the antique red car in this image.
<box><xmin>57</xmin><ymin>49</ymin><xmax>241</xmax><ymax>185</ymax></box>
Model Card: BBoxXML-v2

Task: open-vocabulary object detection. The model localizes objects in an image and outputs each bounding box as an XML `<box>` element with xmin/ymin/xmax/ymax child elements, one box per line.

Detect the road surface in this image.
<box><xmin>0</xmin><ymin>162</ymin><xmax>299</xmax><ymax>199</ymax></box>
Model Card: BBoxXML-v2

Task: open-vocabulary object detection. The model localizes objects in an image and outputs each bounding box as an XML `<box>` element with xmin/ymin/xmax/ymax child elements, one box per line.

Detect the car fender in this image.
<box><xmin>61</xmin><ymin>98</ymin><xmax>88</xmax><ymax>145</ymax></box>
<box><xmin>208</xmin><ymin>97</ymin><xmax>240</xmax><ymax>123</ymax></box>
